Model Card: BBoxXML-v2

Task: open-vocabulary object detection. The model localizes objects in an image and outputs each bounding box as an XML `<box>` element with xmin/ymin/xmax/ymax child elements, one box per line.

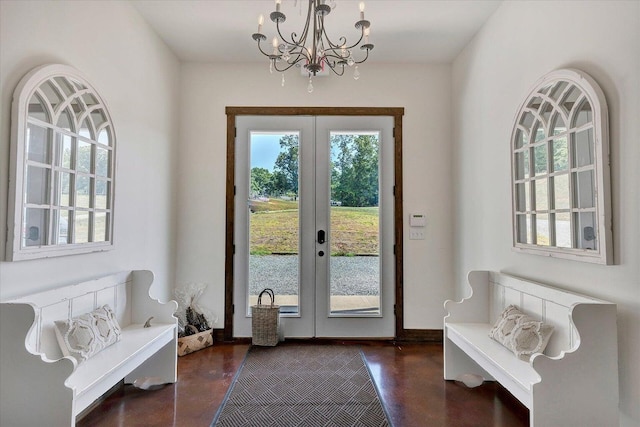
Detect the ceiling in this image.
<box><xmin>131</xmin><ymin>0</ymin><xmax>502</xmax><ymax>64</ymax></box>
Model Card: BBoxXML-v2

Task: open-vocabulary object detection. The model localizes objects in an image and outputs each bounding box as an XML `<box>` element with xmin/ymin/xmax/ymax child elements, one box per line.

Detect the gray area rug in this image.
<box><xmin>212</xmin><ymin>345</ymin><xmax>391</xmax><ymax>427</ymax></box>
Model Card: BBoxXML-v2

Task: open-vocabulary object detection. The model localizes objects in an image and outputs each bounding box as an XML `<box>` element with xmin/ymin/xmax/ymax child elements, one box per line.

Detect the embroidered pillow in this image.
<box><xmin>489</xmin><ymin>305</ymin><xmax>554</xmax><ymax>361</ymax></box>
<box><xmin>54</xmin><ymin>305</ymin><xmax>121</xmax><ymax>362</ymax></box>
<box><xmin>488</xmin><ymin>305</ymin><xmax>523</xmax><ymax>343</ymax></box>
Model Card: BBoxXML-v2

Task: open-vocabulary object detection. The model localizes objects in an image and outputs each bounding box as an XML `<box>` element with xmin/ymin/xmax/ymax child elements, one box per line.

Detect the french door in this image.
<box><xmin>233</xmin><ymin>115</ymin><xmax>394</xmax><ymax>338</ymax></box>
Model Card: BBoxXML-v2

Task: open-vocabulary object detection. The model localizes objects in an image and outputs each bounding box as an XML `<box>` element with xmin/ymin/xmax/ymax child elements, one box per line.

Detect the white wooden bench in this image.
<box><xmin>0</xmin><ymin>270</ymin><xmax>178</xmax><ymax>426</ymax></box>
<box><xmin>444</xmin><ymin>270</ymin><xmax>619</xmax><ymax>427</ymax></box>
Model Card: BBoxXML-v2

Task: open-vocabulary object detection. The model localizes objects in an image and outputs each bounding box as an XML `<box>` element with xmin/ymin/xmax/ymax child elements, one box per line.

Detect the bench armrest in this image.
<box><xmin>0</xmin><ymin>303</ymin><xmax>76</xmax><ymax>426</ymax></box>
<box><xmin>444</xmin><ymin>270</ymin><xmax>490</xmax><ymax>324</ymax></box>
<box><xmin>130</xmin><ymin>270</ymin><xmax>178</xmax><ymax>325</ymax></box>
<box><xmin>530</xmin><ymin>302</ymin><xmax>619</xmax><ymax>426</ymax></box>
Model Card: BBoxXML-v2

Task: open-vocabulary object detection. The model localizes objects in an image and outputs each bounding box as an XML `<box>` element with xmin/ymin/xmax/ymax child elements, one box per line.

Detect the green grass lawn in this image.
<box><xmin>250</xmin><ymin>198</ymin><xmax>299</xmax><ymax>213</ymax></box>
<box><xmin>249</xmin><ymin>199</ymin><xmax>378</xmax><ymax>256</ymax></box>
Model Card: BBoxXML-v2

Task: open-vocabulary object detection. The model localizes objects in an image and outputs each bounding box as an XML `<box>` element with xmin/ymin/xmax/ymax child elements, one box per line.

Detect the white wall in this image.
<box><xmin>176</xmin><ymin>63</ymin><xmax>453</xmax><ymax>330</ymax></box>
<box><xmin>452</xmin><ymin>1</ymin><xmax>640</xmax><ymax>425</ymax></box>
<box><xmin>0</xmin><ymin>1</ymin><xmax>181</xmax><ymax>302</ymax></box>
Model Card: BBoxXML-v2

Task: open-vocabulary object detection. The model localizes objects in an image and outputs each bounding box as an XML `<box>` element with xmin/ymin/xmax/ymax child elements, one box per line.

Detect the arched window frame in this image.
<box><xmin>510</xmin><ymin>68</ymin><xmax>612</xmax><ymax>264</ymax></box>
<box><xmin>6</xmin><ymin>64</ymin><xmax>116</xmax><ymax>261</ymax></box>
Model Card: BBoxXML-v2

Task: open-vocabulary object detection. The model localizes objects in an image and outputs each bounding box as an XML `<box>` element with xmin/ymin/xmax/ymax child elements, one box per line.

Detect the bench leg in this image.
<box><xmin>125</xmin><ymin>339</ymin><xmax>177</xmax><ymax>385</ymax></box>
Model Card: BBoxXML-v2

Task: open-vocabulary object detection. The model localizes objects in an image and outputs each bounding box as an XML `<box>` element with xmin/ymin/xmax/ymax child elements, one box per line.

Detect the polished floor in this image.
<box><xmin>77</xmin><ymin>342</ymin><xmax>529</xmax><ymax>427</ymax></box>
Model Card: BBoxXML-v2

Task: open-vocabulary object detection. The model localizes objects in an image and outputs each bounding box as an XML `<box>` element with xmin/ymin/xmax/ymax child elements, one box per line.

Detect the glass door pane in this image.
<box><xmin>234</xmin><ymin>116</ymin><xmax>315</xmax><ymax>339</ymax></box>
<box><xmin>248</xmin><ymin>132</ymin><xmax>300</xmax><ymax>315</ymax></box>
<box><xmin>329</xmin><ymin>132</ymin><xmax>380</xmax><ymax>315</ymax></box>
<box><xmin>315</xmin><ymin>116</ymin><xmax>394</xmax><ymax>339</ymax></box>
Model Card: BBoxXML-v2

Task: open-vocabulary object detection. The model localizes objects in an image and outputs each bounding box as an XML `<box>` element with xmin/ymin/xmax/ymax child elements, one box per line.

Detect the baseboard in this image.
<box><xmin>222</xmin><ymin>330</ymin><xmax>443</xmax><ymax>344</ymax></box>
<box><xmin>212</xmin><ymin>328</ymin><xmax>225</xmax><ymax>343</ymax></box>
<box><xmin>396</xmin><ymin>329</ymin><xmax>443</xmax><ymax>342</ymax></box>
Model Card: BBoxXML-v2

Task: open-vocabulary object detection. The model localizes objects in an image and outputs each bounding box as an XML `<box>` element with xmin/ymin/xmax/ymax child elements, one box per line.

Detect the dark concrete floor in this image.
<box><xmin>77</xmin><ymin>341</ymin><xmax>528</xmax><ymax>427</ymax></box>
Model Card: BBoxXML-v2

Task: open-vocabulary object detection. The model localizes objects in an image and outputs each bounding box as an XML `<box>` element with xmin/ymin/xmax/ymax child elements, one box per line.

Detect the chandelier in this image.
<box><xmin>252</xmin><ymin>0</ymin><xmax>374</xmax><ymax>92</ymax></box>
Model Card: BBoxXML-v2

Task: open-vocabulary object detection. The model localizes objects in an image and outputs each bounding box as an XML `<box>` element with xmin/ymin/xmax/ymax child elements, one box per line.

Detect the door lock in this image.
<box><xmin>317</xmin><ymin>230</ymin><xmax>326</xmax><ymax>244</ymax></box>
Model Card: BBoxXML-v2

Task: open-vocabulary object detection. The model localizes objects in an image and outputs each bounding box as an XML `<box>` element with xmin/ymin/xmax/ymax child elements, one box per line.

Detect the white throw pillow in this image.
<box><xmin>54</xmin><ymin>305</ymin><xmax>121</xmax><ymax>362</ymax></box>
<box><xmin>488</xmin><ymin>305</ymin><xmax>523</xmax><ymax>343</ymax></box>
<box><xmin>489</xmin><ymin>305</ymin><xmax>554</xmax><ymax>361</ymax></box>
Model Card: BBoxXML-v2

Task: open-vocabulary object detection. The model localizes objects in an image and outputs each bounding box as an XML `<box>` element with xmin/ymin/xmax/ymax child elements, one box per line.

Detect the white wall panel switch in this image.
<box><xmin>409</xmin><ymin>228</ymin><xmax>425</xmax><ymax>240</ymax></box>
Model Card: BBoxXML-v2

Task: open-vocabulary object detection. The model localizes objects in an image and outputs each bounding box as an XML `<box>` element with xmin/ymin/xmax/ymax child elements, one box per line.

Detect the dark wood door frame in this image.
<box><xmin>224</xmin><ymin>106</ymin><xmax>434</xmax><ymax>342</ymax></box>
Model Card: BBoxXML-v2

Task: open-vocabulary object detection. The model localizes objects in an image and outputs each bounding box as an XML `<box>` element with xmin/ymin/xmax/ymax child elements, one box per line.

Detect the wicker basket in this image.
<box><xmin>251</xmin><ymin>289</ymin><xmax>280</xmax><ymax>346</ymax></box>
<box><xmin>177</xmin><ymin>328</ymin><xmax>213</xmax><ymax>356</ymax></box>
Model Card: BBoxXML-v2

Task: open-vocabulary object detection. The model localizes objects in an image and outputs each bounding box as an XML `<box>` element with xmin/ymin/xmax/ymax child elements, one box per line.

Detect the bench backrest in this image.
<box><xmin>487</xmin><ymin>271</ymin><xmax>606</xmax><ymax>357</ymax></box>
<box><xmin>5</xmin><ymin>271</ymin><xmax>134</xmax><ymax>361</ymax></box>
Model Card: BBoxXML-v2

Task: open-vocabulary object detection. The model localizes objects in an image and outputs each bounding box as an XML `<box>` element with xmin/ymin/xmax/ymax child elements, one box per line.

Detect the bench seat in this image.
<box><xmin>446</xmin><ymin>322</ymin><xmax>539</xmax><ymax>407</ymax></box>
<box><xmin>70</xmin><ymin>323</ymin><xmax>176</xmax><ymax>412</ymax></box>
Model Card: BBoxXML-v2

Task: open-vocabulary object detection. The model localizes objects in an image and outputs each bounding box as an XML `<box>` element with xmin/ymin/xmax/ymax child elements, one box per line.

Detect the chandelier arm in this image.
<box><xmin>323</xmin><ymin>47</ymin><xmax>370</xmax><ymax>68</ymax></box>
<box><xmin>323</xmin><ymin>60</ymin><xmax>346</xmax><ymax>76</ymax></box>
<box><xmin>323</xmin><ymin>54</ymin><xmax>345</xmax><ymax>63</ymax></box>
<box><xmin>321</xmin><ymin>56</ymin><xmax>341</xmax><ymax>71</ymax></box>
<box><xmin>325</xmin><ymin>32</ymin><xmax>365</xmax><ymax>51</ymax></box>
<box><xmin>319</xmin><ymin>19</ymin><xmax>365</xmax><ymax>51</ymax></box>
<box><xmin>286</xmin><ymin>32</ymin><xmax>304</xmax><ymax>48</ymax></box>
<box><xmin>272</xmin><ymin>56</ymin><xmax>305</xmax><ymax>73</ymax></box>
<box><xmin>286</xmin><ymin>47</ymin><xmax>308</xmax><ymax>57</ymax></box>
<box><xmin>275</xmin><ymin>0</ymin><xmax>313</xmax><ymax>48</ymax></box>
<box><xmin>255</xmin><ymin>39</ymin><xmax>275</xmax><ymax>58</ymax></box>
<box><xmin>276</xmin><ymin>27</ymin><xmax>307</xmax><ymax>48</ymax></box>
<box><xmin>284</xmin><ymin>47</ymin><xmax>312</xmax><ymax>66</ymax></box>
<box><xmin>323</xmin><ymin>47</ymin><xmax>345</xmax><ymax>58</ymax></box>
<box><xmin>317</xmin><ymin>17</ymin><xmax>344</xmax><ymax>50</ymax></box>
<box><xmin>319</xmin><ymin>28</ymin><xmax>342</xmax><ymax>50</ymax></box>
<box><xmin>353</xmin><ymin>48</ymin><xmax>372</xmax><ymax>64</ymax></box>
<box><xmin>284</xmin><ymin>50</ymin><xmax>310</xmax><ymax>67</ymax></box>
<box><xmin>274</xmin><ymin>24</ymin><xmax>294</xmax><ymax>46</ymax></box>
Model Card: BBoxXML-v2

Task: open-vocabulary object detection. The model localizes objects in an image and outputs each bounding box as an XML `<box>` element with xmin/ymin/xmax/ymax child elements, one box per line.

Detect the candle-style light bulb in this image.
<box><xmin>364</xmin><ymin>27</ymin><xmax>370</xmax><ymax>43</ymax></box>
<box><xmin>275</xmin><ymin>0</ymin><xmax>282</xmax><ymax>12</ymax></box>
<box><xmin>359</xmin><ymin>2</ymin><xmax>365</xmax><ymax>20</ymax></box>
<box><xmin>258</xmin><ymin>14</ymin><xmax>264</xmax><ymax>33</ymax></box>
<box><xmin>272</xmin><ymin>37</ymin><xmax>279</xmax><ymax>55</ymax></box>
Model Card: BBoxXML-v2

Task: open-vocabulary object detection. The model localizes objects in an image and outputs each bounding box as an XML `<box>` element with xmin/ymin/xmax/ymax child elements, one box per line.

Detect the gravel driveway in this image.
<box><xmin>249</xmin><ymin>255</ymin><xmax>379</xmax><ymax>296</ymax></box>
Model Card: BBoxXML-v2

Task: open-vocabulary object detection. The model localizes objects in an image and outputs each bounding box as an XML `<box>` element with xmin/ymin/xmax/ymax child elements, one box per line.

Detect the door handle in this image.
<box><xmin>317</xmin><ymin>230</ymin><xmax>326</xmax><ymax>244</ymax></box>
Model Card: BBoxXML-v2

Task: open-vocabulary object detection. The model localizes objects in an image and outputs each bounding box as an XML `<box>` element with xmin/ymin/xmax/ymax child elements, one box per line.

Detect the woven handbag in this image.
<box><xmin>251</xmin><ymin>288</ymin><xmax>280</xmax><ymax>346</ymax></box>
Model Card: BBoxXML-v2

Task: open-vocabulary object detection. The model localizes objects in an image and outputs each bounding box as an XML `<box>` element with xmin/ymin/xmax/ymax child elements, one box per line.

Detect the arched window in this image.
<box><xmin>511</xmin><ymin>68</ymin><xmax>612</xmax><ymax>264</ymax></box>
<box><xmin>7</xmin><ymin>64</ymin><xmax>116</xmax><ymax>261</ymax></box>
